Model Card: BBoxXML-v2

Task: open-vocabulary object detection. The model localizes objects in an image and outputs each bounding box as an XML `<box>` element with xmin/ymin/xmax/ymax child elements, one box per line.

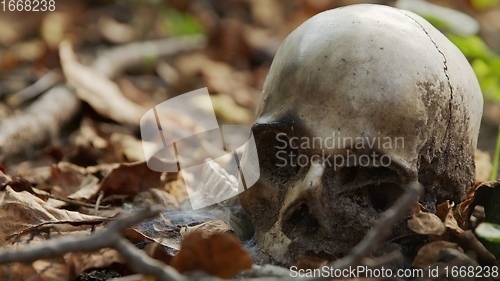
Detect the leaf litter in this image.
<box><xmin>0</xmin><ymin>1</ymin><xmax>499</xmax><ymax>280</ymax></box>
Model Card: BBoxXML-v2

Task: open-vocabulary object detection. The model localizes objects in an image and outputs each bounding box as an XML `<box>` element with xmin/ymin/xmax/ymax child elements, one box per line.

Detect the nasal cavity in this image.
<box><xmin>282</xmin><ymin>203</ymin><xmax>320</xmax><ymax>238</ymax></box>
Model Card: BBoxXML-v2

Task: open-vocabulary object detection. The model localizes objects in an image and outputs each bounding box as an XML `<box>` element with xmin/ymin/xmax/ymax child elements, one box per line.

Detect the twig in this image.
<box><xmin>0</xmin><ymin>207</ymin><xmax>185</xmax><ymax>281</ymax></box>
<box><xmin>8</xmin><ymin>219</ymin><xmax>107</xmax><ymax>242</ymax></box>
<box><xmin>6</xmin><ymin>69</ymin><xmax>63</xmax><ymax>107</ymax></box>
<box><xmin>0</xmin><ymin>86</ymin><xmax>80</xmax><ymax>160</ymax></box>
<box><xmin>114</xmin><ymin>237</ymin><xmax>186</xmax><ymax>281</ymax></box>
<box><xmin>35</xmin><ymin>190</ymin><xmax>111</xmax><ymax>210</ymax></box>
<box><xmin>92</xmin><ymin>35</ymin><xmax>206</xmax><ymax>78</ymax></box>
<box><xmin>240</xmin><ymin>264</ymin><xmax>294</xmax><ymax>278</ymax></box>
<box><xmin>95</xmin><ymin>191</ymin><xmax>105</xmax><ymax>215</ymax></box>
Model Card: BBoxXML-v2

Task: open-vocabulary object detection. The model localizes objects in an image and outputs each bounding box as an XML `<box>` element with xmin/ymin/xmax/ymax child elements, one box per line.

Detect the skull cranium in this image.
<box><xmin>239</xmin><ymin>4</ymin><xmax>483</xmax><ymax>265</ymax></box>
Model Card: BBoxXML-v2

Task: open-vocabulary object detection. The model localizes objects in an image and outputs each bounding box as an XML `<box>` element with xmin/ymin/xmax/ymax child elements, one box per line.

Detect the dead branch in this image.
<box><xmin>6</xmin><ymin>69</ymin><xmax>63</xmax><ymax>107</ymax></box>
<box><xmin>7</xmin><ymin>219</ymin><xmax>107</xmax><ymax>242</ymax></box>
<box><xmin>0</xmin><ymin>206</ymin><xmax>186</xmax><ymax>281</ymax></box>
<box><xmin>114</xmin><ymin>237</ymin><xmax>186</xmax><ymax>281</ymax></box>
<box><xmin>92</xmin><ymin>35</ymin><xmax>206</xmax><ymax>78</ymax></box>
<box><xmin>0</xmin><ymin>86</ymin><xmax>80</xmax><ymax>160</ymax></box>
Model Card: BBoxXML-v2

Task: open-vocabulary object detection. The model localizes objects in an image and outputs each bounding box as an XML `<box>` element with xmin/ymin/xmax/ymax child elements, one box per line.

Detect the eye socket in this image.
<box><xmin>337</xmin><ymin>166</ymin><xmax>359</xmax><ymax>185</ymax></box>
<box><xmin>252</xmin><ymin>126</ymin><xmax>301</xmax><ymax>183</ymax></box>
<box><xmin>366</xmin><ymin>182</ymin><xmax>405</xmax><ymax>212</ymax></box>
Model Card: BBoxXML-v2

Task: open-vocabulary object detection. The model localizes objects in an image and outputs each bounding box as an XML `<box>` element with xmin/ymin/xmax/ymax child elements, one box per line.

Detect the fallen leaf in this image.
<box><xmin>144</xmin><ymin>242</ymin><xmax>174</xmax><ymax>264</ymax></box>
<box><xmin>133</xmin><ymin>188</ymin><xmax>179</xmax><ymax>209</ymax></box>
<box><xmin>0</xmin><ymin>186</ymin><xmax>103</xmax><ymax>245</ymax></box>
<box><xmin>412</xmin><ymin>241</ymin><xmax>462</xmax><ymax>268</ymax></box>
<box><xmin>97</xmin><ymin>162</ymin><xmax>165</xmax><ymax>198</ymax></box>
<box><xmin>443</xmin><ymin>206</ymin><xmax>464</xmax><ymax>235</ymax></box>
<box><xmin>170</xmin><ymin>231</ymin><xmax>252</xmax><ymax>278</ymax></box>
<box><xmin>44</xmin><ymin>162</ymin><xmax>98</xmax><ymax>198</ymax></box>
<box><xmin>32</xmin><ymin>258</ymin><xmax>70</xmax><ymax>281</ymax></box>
<box><xmin>64</xmin><ymin>248</ymin><xmax>124</xmax><ymax>277</ymax></box>
<box><xmin>407</xmin><ymin>212</ymin><xmax>446</xmax><ymax>236</ymax></box>
<box><xmin>59</xmin><ymin>39</ymin><xmax>146</xmax><ymax>126</ymax></box>
<box><xmin>0</xmin><ymin>263</ymin><xmax>43</xmax><ymax>281</ymax></box>
<box><xmin>110</xmin><ymin>133</ymin><xmax>147</xmax><ymax>162</ymax></box>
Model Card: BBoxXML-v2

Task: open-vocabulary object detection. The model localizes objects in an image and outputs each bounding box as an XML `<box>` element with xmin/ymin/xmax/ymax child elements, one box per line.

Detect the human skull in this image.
<box><xmin>239</xmin><ymin>4</ymin><xmax>483</xmax><ymax>265</ymax></box>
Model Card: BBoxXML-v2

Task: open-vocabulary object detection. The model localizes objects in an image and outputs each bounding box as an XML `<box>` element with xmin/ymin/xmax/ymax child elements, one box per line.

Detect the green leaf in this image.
<box><xmin>471</xmin><ymin>0</ymin><xmax>500</xmax><ymax>11</ymax></box>
<box><xmin>476</xmin><ymin>222</ymin><xmax>500</xmax><ymax>243</ymax></box>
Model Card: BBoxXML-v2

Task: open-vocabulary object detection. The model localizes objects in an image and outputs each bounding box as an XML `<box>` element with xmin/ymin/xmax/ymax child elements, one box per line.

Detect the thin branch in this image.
<box><xmin>0</xmin><ymin>207</ymin><xmax>185</xmax><ymax>281</ymax></box>
<box><xmin>0</xmin><ymin>86</ymin><xmax>80</xmax><ymax>159</ymax></box>
<box><xmin>114</xmin><ymin>237</ymin><xmax>186</xmax><ymax>281</ymax></box>
<box><xmin>6</xmin><ymin>69</ymin><xmax>63</xmax><ymax>107</ymax></box>
<box><xmin>92</xmin><ymin>35</ymin><xmax>206</xmax><ymax>78</ymax></box>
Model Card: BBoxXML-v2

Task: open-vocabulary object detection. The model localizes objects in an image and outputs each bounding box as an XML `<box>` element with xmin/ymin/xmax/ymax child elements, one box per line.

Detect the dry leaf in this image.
<box><xmin>64</xmin><ymin>248</ymin><xmax>124</xmax><ymax>277</ymax></box>
<box><xmin>144</xmin><ymin>242</ymin><xmax>174</xmax><ymax>265</ymax></box>
<box><xmin>170</xmin><ymin>231</ymin><xmax>252</xmax><ymax>278</ymax></box>
<box><xmin>443</xmin><ymin>206</ymin><xmax>465</xmax><ymax>235</ymax></box>
<box><xmin>43</xmin><ymin>162</ymin><xmax>98</xmax><ymax>199</ymax></box>
<box><xmin>133</xmin><ymin>188</ymin><xmax>179</xmax><ymax>209</ymax></box>
<box><xmin>407</xmin><ymin>212</ymin><xmax>446</xmax><ymax>236</ymax></box>
<box><xmin>97</xmin><ymin>162</ymin><xmax>164</xmax><ymax>198</ymax></box>
<box><xmin>59</xmin><ymin>39</ymin><xmax>146</xmax><ymax>126</ymax></box>
<box><xmin>412</xmin><ymin>241</ymin><xmax>462</xmax><ymax>268</ymax></box>
<box><xmin>436</xmin><ymin>201</ymin><xmax>451</xmax><ymax>220</ymax></box>
<box><xmin>0</xmin><ymin>263</ymin><xmax>43</xmax><ymax>281</ymax></box>
<box><xmin>0</xmin><ymin>186</ymin><xmax>103</xmax><ymax>244</ymax></box>
<box><xmin>110</xmin><ymin>133</ymin><xmax>147</xmax><ymax>162</ymax></box>
<box><xmin>32</xmin><ymin>258</ymin><xmax>70</xmax><ymax>281</ymax></box>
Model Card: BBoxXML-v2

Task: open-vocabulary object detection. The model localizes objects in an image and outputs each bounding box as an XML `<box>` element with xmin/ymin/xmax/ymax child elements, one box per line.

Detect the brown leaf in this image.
<box><xmin>0</xmin><ymin>263</ymin><xmax>43</xmax><ymax>281</ymax></box>
<box><xmin>133</xmin><ymin>188</ymin><xmax>179</xmax><ymax>209</ymax></box>
<box><xmin>443</xmin><ymin>206</ymin><xmax>464</xmax><ymax>235</ymax></box>
<box><xmin>0</xmin><ymin>186</ymin><xmax>103</xmax><ymax>245</ymax></box>
<box><xmin>32</xmin><ymin>258</ymin><xmax>70</xmax><ymax>281</ymax></box>
<box><xmin>59</xmin><ymin>39</ymin><xmax>146</xmax><ymax>126</ymax></box>
<box><xmin>436</xmin><ymin>201</ymin><xmax>453</xmax><ymax>222</ymax></box>
<box><xmin>170</xmin><ymin>231</ymin><xmax>252</xmax><ymax>278</ymax></box>
<box><xmin>144</xmin><ymin>242</ymin><xmax>174</xmax><ymax>264</ymax></box>
<box><xmin>407</xmin><ymin>212</ymin><xmax>446</xmax><ymax>236</ymax></box>
<box><xmin>412</xmin><ymin>241</ymin><xmax>462</xmax><ymax>268</ymax></box>
<box><xmin>41</xmin><ymin>162</ymin><xmax>99</xmax><ymax>200</ymax></box>
<box><xmin>97</xmin><ymin>162</ymin><xmax>164</xmax><ymax>198</ymax></box>
<box><xmin>64</xmin><ymin>248</ymin><xmax>124</xmax><ymax>277</ymax></box>
<box><xmin>110</xmin><ymin>133</ymin><xmax>147</xmax><ymax>162</ymax></box>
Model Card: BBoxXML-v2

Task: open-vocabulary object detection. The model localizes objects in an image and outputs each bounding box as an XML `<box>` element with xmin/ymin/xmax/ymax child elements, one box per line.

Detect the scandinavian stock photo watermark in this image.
<box><xmin>274</xmin><ymin>131</ymin><xmax>405</xmax><ymax>170</ymax></box>
<box><xmin>140</xmin><ymin>87</ymin><xmax>260</xmax><ymax>210</ymax></box>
